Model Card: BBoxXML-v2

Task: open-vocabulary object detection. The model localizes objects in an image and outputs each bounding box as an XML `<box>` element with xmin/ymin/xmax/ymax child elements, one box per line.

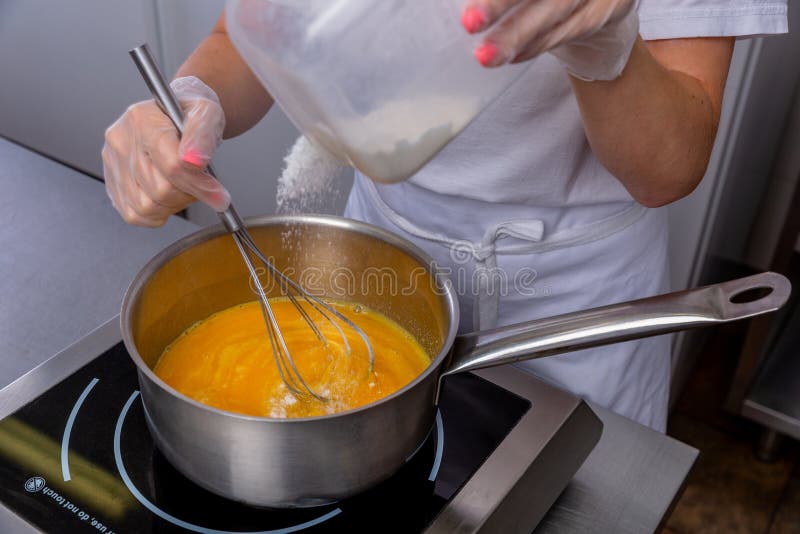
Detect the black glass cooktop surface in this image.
<box><xmin>0</xmin><ymin>342</ymin><xmax>530</xmax><ymax>533</ymax></box>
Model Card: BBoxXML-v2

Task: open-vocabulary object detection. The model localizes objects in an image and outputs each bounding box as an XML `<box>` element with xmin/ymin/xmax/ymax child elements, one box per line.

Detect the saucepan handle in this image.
<box><xmin>442</xmin><ymin>272</ymin><xmax>791</xmax><ymax>380</ymax></box>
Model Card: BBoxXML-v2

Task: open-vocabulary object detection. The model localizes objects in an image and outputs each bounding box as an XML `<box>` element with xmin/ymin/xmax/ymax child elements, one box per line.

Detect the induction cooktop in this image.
<box><xmin>0</xmin><ymin>319</ymin><xmax>601</xmax><ymax>534</ymax></box>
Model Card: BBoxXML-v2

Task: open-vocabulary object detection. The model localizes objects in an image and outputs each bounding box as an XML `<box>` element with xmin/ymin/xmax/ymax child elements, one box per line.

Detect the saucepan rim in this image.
<box><xmin>120</xmin><ymin>214</ymin><xmax>461</xmax><ymax>424</ymax></box>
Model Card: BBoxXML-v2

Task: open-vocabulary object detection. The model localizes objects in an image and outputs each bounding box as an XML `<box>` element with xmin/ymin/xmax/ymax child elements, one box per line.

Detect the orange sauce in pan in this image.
<box><xmin>154</xmin><ymin>299</ymin><xmax>431</xmax><ymax>418</ymax></box>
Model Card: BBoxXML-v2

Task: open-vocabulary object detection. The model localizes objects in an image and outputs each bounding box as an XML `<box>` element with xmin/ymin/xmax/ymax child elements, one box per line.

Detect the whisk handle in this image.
<box><xmin>129</xmin><ymin>45</ymin><xmax>186</xmax><ymax>134</ymax></box>
<box><xmin>129</xmin><ymin>44</ymin><xmax>244</xmax><ymax>233</ymax></box>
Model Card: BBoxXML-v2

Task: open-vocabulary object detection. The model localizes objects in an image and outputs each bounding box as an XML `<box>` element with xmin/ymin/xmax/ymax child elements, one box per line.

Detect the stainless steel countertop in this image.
<box><xmin>0</xmin><ymin>138</ymin><xmax>698</xmax><ymax>533</ymax></box>
<box><xmin>536</xmin><ymin>402</ymin><xmax>695</xmax><ymax>533</ymax></box>
<box><xmin>0</xmin><ymin>137</ymin><xmax>195</xmax><ymax>388</ymax></box>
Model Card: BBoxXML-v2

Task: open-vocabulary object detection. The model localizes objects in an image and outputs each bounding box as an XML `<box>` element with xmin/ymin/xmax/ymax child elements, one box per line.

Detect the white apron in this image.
<box><xmin>345</xmin><ymin>175</ymin><xmax>672</xmax><ymax>431</ymax></box>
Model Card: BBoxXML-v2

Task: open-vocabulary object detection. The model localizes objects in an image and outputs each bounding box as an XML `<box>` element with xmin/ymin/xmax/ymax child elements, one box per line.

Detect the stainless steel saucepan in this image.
<box><xmin>121</xmin><ymin>215</ymin><xmax>790</xmax><ymax>508</ymax></box>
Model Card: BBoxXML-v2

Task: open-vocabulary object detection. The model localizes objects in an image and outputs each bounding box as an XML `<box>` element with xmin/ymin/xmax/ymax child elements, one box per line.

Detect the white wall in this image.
<box><xmin>0</xmin><ymin>0</ymin><xmax>160</xmax><ymax>175</ymax></box>
<box><xmin>0</xmin><ymin>0</ymin><xmax>309</xmax><ymax>222</ymax></box>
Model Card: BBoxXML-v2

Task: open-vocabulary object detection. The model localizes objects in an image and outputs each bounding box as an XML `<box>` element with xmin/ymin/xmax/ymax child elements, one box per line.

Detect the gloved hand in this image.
<box><xmin>102</xmin><ymin>76</ymin><xmax>230</xmax><ymax>227</ymax></box>
<box><xmin>461</xmin><ymin>0</ymin><xmax>639</xmax><ymax>81</ymax></box>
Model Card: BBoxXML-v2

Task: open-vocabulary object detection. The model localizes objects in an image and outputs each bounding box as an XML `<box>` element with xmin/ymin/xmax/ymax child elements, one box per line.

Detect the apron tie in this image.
<box><xmin>451</xmin><ymin>219</ymin><xmax>546</xmax><ymax>329</ymax></box>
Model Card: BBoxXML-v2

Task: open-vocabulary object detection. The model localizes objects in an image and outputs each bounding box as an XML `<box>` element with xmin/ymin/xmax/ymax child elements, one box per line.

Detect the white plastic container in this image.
<box><xmin>226</xmin><ymin>0</ymin><xmax>528</xmax><ymax>183</ymax></box>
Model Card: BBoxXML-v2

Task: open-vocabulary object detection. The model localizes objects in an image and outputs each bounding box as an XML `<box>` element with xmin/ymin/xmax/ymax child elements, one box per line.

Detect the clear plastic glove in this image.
<box><xmin>461</xmin><ymin>0</ymin><xmax>639</xmax><ymax>81</ymax></box>
<box><xmin>102</xmin><ymin>76</ymin><xmax>230</xmax><ymax>227</ymax></box>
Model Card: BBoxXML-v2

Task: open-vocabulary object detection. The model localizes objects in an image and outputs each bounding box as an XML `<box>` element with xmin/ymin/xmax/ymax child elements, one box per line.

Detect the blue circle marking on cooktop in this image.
<box><xmin>428</xmin><ymin>411</ymin><xmax>444</xmax><ymax>482</ymax></box>
<box><xmin>62</xmin><ymin>377</ymin><xmax>99</xmax><ymax>482</ymax></box>
<box><xmin>113</xmin><ymin>391</ymin><xmax>342</xmax><ymax>534</ymax></box>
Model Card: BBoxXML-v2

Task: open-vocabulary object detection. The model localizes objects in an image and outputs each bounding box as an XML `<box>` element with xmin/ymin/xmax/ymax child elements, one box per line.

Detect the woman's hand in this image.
<box><xmin>102</xmin><ymin>76</ymin><xmax>229</xmax><ymax>227</ymax></box>
<box><xmin>461</xmin><ymin>0</ymin><xmax>639</xmax><ymax>81</ymax></box>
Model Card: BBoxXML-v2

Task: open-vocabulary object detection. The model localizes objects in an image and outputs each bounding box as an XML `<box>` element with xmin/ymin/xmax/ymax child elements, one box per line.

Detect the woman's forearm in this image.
<box><xmin>176</xmin><ymin>13</ymin><xmax>273</xmax><ymax>139</ymax></box>
<box><xmin>570</xmin><ymin>37</ymin><xmax>734</xmax><ymax>208</ymax></box>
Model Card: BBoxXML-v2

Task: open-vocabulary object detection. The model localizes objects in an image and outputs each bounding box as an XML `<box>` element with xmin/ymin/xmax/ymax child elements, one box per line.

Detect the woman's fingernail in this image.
<box><xmin>181</xmin><ymin>148</ymin><xmax>206</xmax><ymax>168</ymax></box>
<box><xmin>210</xmin><ymin>189</ymin><xmax>231</xmax><ymax>211</ymax></box>
<box><xmin>461</xmin><ymin>6</ymin><xmax>487</xmax><ymax>34</ymax></box>
<box><xmin>475</xmin><ymin>41</ymin><xmax>500</xmax><ymax>67</ymax></box>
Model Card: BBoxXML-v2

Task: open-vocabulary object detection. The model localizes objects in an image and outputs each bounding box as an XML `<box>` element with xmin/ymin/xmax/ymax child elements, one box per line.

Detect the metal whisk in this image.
<box><xmin>130</xmin><ymin>44</ymin><xmax>373</xmax><ymax>402</ymax></box>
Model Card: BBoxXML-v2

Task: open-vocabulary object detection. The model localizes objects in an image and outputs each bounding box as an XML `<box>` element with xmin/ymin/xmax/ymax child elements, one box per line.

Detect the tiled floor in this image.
<box><xmin>663</xmin><ymin>323</ymin><xmax>800</xmax><ymax>534</ymax></box>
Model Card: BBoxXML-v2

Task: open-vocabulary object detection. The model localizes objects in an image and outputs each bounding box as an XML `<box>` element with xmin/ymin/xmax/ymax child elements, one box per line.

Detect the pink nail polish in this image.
<box><xmin>181</xmin><ymin>149</ymin><xmax>205</xmax><ymax>168</ymax></box>
<box><xmin>461</xmin><ymin>6</ymin><xmax>487</xmax><ymax>34</ymax></box>
<box><xmin>211</xmin><ymin>189</ymin><xmax>231</xmax><ymax>211</ymax></box>
<box><xmin>475</xmin><ymin>42</ymin><xmax>499</xmax><ymax>67</ymax></box>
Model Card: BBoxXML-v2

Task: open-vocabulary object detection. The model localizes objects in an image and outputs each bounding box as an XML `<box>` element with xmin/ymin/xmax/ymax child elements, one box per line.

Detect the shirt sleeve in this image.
<box><xmin>637</xmin><ymin>0</ymin><xmax>788</xmax><ymax>40</ymax></box>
